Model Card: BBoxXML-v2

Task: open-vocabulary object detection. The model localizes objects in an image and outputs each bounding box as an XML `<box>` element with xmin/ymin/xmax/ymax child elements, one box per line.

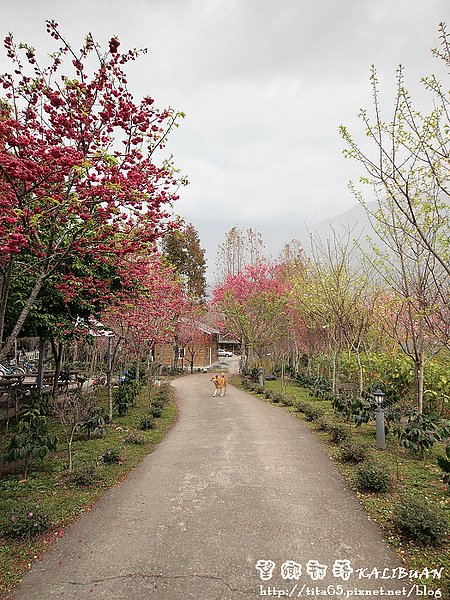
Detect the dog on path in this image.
<box><xmin>211</xmin><ymin>372</ymin><xmax>227</xmax><ymax>397</ymax></box>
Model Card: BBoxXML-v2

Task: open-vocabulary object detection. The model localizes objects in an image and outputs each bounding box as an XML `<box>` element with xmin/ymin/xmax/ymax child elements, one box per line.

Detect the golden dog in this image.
<box><xmin>211</xmin><ymin>372</ymin><xmax>227</xmax><ymax>397</ymax></box>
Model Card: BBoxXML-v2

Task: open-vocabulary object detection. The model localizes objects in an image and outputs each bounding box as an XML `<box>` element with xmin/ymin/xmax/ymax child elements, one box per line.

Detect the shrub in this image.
<box><xmin>27</xmin><ymin>391</ymin><xmax>51</xmax><ymax>416</ymax></box>
<box><xmin>355</xmin><ymin>461</ymin><xmax>391</xmax><ymax>493</ymax></box>
<box><xmin>309</xmin><ymin>375</ymin><xmax>333</xmax><ymax>400</ymax></box>
<box><xmin>150</xmin><ymin>405</ymin><xmax>162</xmax><ymax>418</ymax></box>
<box><xmin>329</xmin><ymin>424</ymin><xmax>350</xmax><ymax>444</ymax></box>
<box><xmin>151</xmin><ymin>398</ymin><xmax>164</xmax><ymax>408</ymax></box>
<box><xmin>3</xmin><ymin>502</ymin><xmax>50</xmax><ymax>539</ymax></box>
<box><xmin>123</xmin><ymin>431</ymin><xmax>146</xmax><ymax>445</ymax></box>
<box><xmin>280</xmin><ymin>395</ymin><xmax>294</xmax><ymax>407</ymax></box>
<box><xmin>139</xmin><ymin>415</ymin><xmax>155</xmax><ymax>430</ymax></box>
<box><xmin>125</xmin><ymin>364</ymin><xmax>145</xmax><ymax>382</ymax></box>
<box><xmin>78</xmin><ymin>407</ymin><xmax>107</xmax><ymax>438</ymax></box>
<box><xmin>249</xmin><ymin>366</ymin><xmax>260</xmax><ymax>382</ymax></box>
<box><xmin>437</xmin><ymin>445</ymin><xmax>450</xmax><ymax>493</ymax></box>
<box><xmin>332</xmin><ymin>393</ymin><xmax>373</xmax><ymax>425</ymax></box>
<box><xmin>0</xmin><ymin>407</ymin><xmax>58</xmax><ymax>479</ymax></box>
<box><xmin>264</xmin><ymin>389</ymin><xmax>273</xmax><ymax>399</ymax></box>
<box><xmin>101</xmin><ymin>448</ymin><xmax>121</xmax><ymax>464</ymax></box>
<box><xmin>114</xmin><ymin>378</ymin><xmax>141</xmax><ymax>416</ymax></box>
<box><xmin>161</xmin><ymin>366</ymin><xmax>183</xmax><ymax>376</ymax></box>
<box><xmin>304</xmin><ymin>405</ymin><xmax>325</xmax><ymax>421</ymax></box>
<box><xmin>393</xmin><ymin>496</ymin><xmax>447</xmax><ymax>545</ymax></box>
<box><xmin>295</xmin><ymin>372</ymin><xmax>316</xmax><ymax>388</ymax></box>
<box><xmin>293</xmin><ymin>398</ymin><xmax>309</xmax><ymax>412</ymax></box>
<box><xmin>113</xmin><ymin>384</ymin><xmax>133</xmax><ymax>416</ymax></box>
<box><xmin>315</xmin><ymin>417</ymin><xmax>330</xmax><ymax>431</ymax></box>
<box><xmin>68</xmin><ymin>464</ymin><xmax>100</xmax><ymax>487</ymax></box>
<box><xmin>242</xmin><ymin>378</ymin><xmax>252</xmax><ymax>390</ymax></box>
<box><xmin>155</xmin><ymin>384</ymin><xmax>171</xmax><ymax>405</ymax></box>
<box><xmin>400</xmin><ymin>411</ymin><xmax>450</xmax><ymax>455</ymax></box>
<box><xmin>272</xmin><ymin>393</ymin><xmax>284</xmax><ymax>404</ymax></box>
<box><xmin>340</xmin><ymin>441</ymin><xmax>369</xmax><ymax>463</ymax></box>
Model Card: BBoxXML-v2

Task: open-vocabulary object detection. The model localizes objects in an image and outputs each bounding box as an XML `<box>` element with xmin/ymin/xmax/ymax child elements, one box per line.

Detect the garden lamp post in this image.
<box><xmin>373</xmin><ymin>388</ymin><xmax>386</xmax><ymax>450</ymax></box>
<box><xmin>259</xmin><ymin>367</ymin><xmax>265</xmax><ymax>388</ymax></box>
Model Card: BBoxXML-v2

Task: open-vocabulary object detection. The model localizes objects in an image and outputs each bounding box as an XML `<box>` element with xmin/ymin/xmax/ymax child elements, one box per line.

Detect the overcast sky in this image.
<box><xmin>1</xmin><ymin>0</ymin><xmax>449</xmax><ymax>274</ymax></box>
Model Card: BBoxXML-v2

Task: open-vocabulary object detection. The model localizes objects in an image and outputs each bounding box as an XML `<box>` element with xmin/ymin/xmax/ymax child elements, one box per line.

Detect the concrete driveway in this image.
<box><xmin>12</xmin><ymin>375</ymin><xmax>416</xmax><ymax>600</ymax></box>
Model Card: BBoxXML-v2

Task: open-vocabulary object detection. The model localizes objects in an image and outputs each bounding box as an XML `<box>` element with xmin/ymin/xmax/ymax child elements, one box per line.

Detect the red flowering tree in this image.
<box><xmin>0</xmin><ymin>21</ymin><xmax>185</xmax><ymax>359</ymax></box>
<box><xmin>105</xmin><ymin>258</ymin><xmax>184</xmax><ymax>361</ymax></box>
<box><xmin>101</xmin><ymin>256</ymin><xmax>184</xmax><ymax>418</ymax></box>
<box><xmin>176</xmin><ymin>305</ymin><xmax>210</xmax><ymax>373</ymax></box>
<box><xmin>212</xmin><ymin>263</ymin><xmax>289</xmax><ymax>367</ymax></box>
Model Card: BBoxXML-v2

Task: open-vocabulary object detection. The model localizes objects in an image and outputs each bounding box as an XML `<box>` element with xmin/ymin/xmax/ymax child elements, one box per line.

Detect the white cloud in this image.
<box><xmin>1</xmin><ymin>0</ymin><xmax>449</xmax><ymax>275</ymax></box>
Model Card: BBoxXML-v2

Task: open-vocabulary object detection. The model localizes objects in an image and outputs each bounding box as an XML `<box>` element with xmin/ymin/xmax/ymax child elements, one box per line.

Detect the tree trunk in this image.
<box><xmin>146</xmin><ymin>354</ymin><xmax>155</xmax><ymax>410</ymax></box>
<box><xmin>294</xmin><ymin>342</ymin><xmax>300</xmax><ymax>374</ymax></box>
<box><xmin>135</xmin><ymin>354</ymin><xmax>140</xmax><ymax>383</ymax></box>
<box><xmin>413</xmin><ymin>321</ymin><xmax>425</xmax><ymax>414</ymax></box>
<box><xmin>68</xmin><ymin>426</ymin><xmax>76</xmax><ymax>472</ymax></box>
<box><xmin>72</xmin><ymin>340</ymin><xmax>78</xmax><ymax>366</ymax></box>
<box><xmin>172</xmin><ymin>342</ymin><xmax>179</xmax><ymax>369</ymax></box>
<box><xmin>0</xmin><ymin>260</ymin><xmax>13</xmax><ymax>348</ymax></box>
<box><xmin>106</xmin><ymin>335</ymin><xmax>113</xmax><ymax>423</ymax></box>
<box><xmin>331</xmin><ymin>350</ymin><xmax>337</xmax><ymax>395</ymax></box>
<box><xmin>0</xmin><ymin>270</ymin><xmax>47</xmax><ymax>361</ymax></box>
<box><xmin>355</xmin><ymin>347</ymin><xmax>364</xmax><ymax>396</ymax></box>
<box><xmin>51</xmin><ymin>339</ymin><xmax>64</xmax><ymax>399</ymax></box>
<box><xmin>241</xmin><ymin>341</ymin><xmax>248</xmax><ymax>371</ymax></box>
<box><xmin>418</xmin><ymin>351</ymin><xmax>425</xmax><ymax>415</ymax></box>
<box><xmin>36</xmin><ymin>338</ymin><xmax>47</xmax><ymax>393</ymax></box>
<box><xmin>89</xmin><ymin>344</ymin><xmax>97</xmax><ymax>377</ymax></box>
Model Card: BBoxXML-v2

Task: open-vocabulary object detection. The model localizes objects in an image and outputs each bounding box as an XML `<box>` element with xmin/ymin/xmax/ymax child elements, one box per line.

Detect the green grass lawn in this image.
<box><xmin>233</xmin><ymin>376</ymin><xmax>450</xmax><ymax>596</ymax></box>
<box><xmin>2</xmin><ymin>376</ymin><xmax>448</xmax><ymax>597</ymax></box>
<box><xmin>0</xmin><ymin>385</ymin><xmax>178</xmax><ymax>597</ymax></box>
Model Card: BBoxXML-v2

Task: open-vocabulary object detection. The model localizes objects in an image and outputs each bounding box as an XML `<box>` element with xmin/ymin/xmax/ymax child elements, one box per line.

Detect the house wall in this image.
<box><xmin>154</xmin><ymin>334</ymin><xmax>219</xmax><ymax>369</ymax></box>
<box><xmin>154</xmin><ymin>344</ymin><xmax>174</xmax><ymax>366</ymax></box>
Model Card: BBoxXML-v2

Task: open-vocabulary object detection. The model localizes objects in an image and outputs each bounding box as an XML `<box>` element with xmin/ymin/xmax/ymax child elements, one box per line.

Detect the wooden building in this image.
<box><xmin>154</xmin><ymin>323</ymin><xmax>220</xmax><ymax>370</ymax></box>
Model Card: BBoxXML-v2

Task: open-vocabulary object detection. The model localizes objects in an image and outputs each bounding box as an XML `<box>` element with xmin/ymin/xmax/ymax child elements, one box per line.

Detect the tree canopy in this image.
<box><xmin>0</xmin><ymin>21</ymin><xmax>185</xmax><ymax>357</ymax></box>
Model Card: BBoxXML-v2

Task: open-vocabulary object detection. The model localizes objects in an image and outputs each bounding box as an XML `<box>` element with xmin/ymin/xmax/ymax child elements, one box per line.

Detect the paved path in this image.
<box><xmin>12</xmin><ymin>375</ymin><xmax>412</xmax><ymax>600</ymax></box>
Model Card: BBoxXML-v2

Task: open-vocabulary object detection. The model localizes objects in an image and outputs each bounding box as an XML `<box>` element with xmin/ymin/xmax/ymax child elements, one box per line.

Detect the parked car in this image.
<box><xmin>218</xmin><ymin>349</ymin><xmax>233</xmax><ymax>358</ymax></box>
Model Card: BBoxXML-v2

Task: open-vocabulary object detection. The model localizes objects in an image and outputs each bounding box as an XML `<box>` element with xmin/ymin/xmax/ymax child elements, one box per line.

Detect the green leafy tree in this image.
<box><xmin>5</xmin><ymin>254</ymin><xmax>123</xmax><ymax>394</ymax></box>
<box><xmin>162</xmin><ymin>222</ymin><xmax>207</xmax><ymax>301</ymax></box>
<box><xmin>293</xmin><ymin>229</ymin><xmax>376</xmax><ymax>394</ymax></box>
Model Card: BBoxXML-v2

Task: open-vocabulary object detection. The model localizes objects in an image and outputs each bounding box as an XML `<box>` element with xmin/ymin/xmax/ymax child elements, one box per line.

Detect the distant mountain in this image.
<box><xmin>194</xmin><ymin>202</ymin><xmax>378</xmax><ymax>284</ymax></box>
<box><xmin>263</xmin><ymin>201</ymin><xmax>377</xmax><ymax>261</ymax></box>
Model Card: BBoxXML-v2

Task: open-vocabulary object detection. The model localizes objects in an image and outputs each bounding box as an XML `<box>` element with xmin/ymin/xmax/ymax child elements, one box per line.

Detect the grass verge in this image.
<box><xmin>0</xmin><ymin>384</ymin><xmax>178</xmax><ymax>598</ymax></box>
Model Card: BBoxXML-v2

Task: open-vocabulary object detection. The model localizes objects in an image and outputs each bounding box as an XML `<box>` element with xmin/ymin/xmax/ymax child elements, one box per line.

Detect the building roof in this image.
<box><xmin>196</xmin><ymin>322</ymin><xmax>220</xmax><ymax>335</ymax></box>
